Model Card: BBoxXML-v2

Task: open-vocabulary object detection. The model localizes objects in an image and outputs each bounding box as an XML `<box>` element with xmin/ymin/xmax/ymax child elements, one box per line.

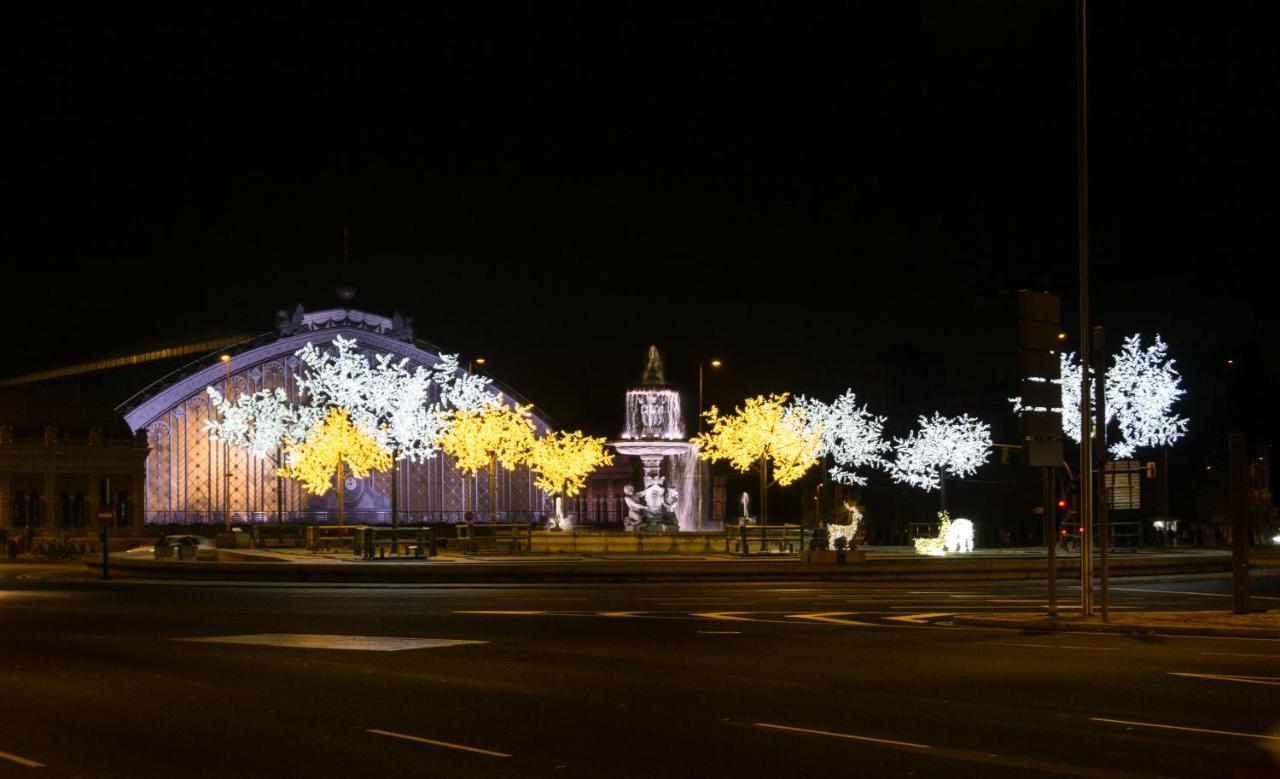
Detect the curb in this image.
<box><xmin>83</xmin><ymin>551</ymin><xmax>1232</xmax><ymax>585</ymax></box>
<box><xmin>952</xmin><ymin>614</ymin><xmax>1280</xmax><ymax>639</ymax></box>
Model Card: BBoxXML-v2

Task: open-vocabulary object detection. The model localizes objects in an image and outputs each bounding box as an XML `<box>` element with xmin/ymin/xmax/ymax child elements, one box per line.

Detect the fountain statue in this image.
<box><xmin>611</xmin><ymin>346</ymin><xmax>702</xmax><ymax>531</ymax></box>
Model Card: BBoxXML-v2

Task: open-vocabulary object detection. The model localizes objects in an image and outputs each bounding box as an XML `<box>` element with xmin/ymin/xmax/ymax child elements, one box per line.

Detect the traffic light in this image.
<box><xmin>1057</xmin><ymin>498</ymin><xmax>1067</xmax><ymax>509</ymax></box>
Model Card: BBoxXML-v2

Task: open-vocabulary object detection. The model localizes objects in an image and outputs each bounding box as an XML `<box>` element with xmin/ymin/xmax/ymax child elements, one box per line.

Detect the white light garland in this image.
<box><xmin>888</xmin><ymin>413</ymin><xmax>992</xmax><ymax>492</ymax></box>
<box><xmin>795</xmin><ymin>391</ymin><xmax>891</xmax><ymax>485</ymax></box>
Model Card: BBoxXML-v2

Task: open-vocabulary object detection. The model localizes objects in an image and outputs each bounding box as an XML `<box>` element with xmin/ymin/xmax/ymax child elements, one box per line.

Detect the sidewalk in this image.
<box><xmin>954</xmin><ymin>609</ymin><xmax>1280</xmax><ymax>639</ymax></box>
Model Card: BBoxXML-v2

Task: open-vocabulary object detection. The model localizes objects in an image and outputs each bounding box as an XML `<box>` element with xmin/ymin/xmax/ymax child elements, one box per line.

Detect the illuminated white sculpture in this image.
<box><xmin>913</xmin><ymin>510</ymin><xmax>973</xmax><ymax>556</ymax></box>
<box><xmin>827</xmin><ymin>501</ymin><xmax>863</xmax><ymax>550</ymax></box>
<box><xmin>945</xmin><ymin>517</ymin><xmax>974</xmax><ymax>553</ymax></box>
<box><xmin>889</xmin><ymin>413</ymin><xmax>992</xmax><ymax>492</ymax></box>
<box><xmin>796</xmin><ymin>391</ymin><xmax>891</xmax><ymax>485</ymax></box>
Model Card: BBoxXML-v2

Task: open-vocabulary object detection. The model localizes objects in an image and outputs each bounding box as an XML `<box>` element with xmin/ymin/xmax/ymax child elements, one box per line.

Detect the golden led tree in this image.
<box><xmin>527</xmin><ymin>431</ymin><xmax>614</xmax><ymax>528</ymax></box>
<box><xmin>436</xmin><ymin>402</ymin><xmax>537</xmax><ymax>520</ymax></box>
<box><xmin>691</xmin><ymin>393</ymin><xmax>821</xmax><ymax>525</ymax></box>
<box><xmin>279</xmin><ymin>408</ymin><xmax>393</xmax><ymax>525</ymax></box>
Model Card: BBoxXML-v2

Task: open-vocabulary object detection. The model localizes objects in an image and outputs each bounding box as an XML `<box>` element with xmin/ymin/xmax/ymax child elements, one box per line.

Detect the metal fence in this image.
<box><xmin>145</xmin><ymin>510</ymin><xmax>551</xmax><ymax>526</ymax></box>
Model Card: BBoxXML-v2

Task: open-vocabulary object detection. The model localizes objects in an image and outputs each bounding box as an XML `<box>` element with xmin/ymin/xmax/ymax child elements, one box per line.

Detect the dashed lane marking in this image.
<box><xmin>1169</xmin><ymin>672</ymin><xmax>1280</xmax><ymax>686</ymax></box>
<box><xmin>368</xmin><ymin>729</ymin><xmax>511</xmax><ymax>758</ymax></box>
<box><xmin>753</xmin><ymin>722</ymin><xmax>930</xmax><ymax>749</ymax></box>
<box><xmin>1111</xmin><ymin>586</ymin><xmax>1280</xmax><ymax>602</ymax></box>
<box><xmin>176</xmin><ymin>634</ymin><xmax>486</xmax><ymax>652</ymax></box>
<box><xmin>597</xmin><ymin>611</ymin><xmax>644</xmax><ymax>618</ymax></box>
<box><xmin>1090</xmin><ymin>717</ymin><xmax>1280</xmax><ymax>742</ymax></box>
<box><xmin>697</xmin><ymin>630</ymin><xmax>741</xmax><ymax>635</ymax></box>
<box><xmin>452</xmin><ymin>610</ymin><xmax>546</xmax><ymax>615</ymax></box>
<box><xmin>786</xmin><ymin>612</ymin><xmax>879</xmax><ymax>627</ymax></box>
<box><xmin>0</xmin><ymin>748</ymin><xmax>45</xmax><ymax>768</ymax></box>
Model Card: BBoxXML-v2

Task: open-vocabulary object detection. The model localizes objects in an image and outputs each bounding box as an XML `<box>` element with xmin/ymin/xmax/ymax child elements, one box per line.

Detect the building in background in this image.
<box><xmin>0</xmin><ymin>397</ymin><xmax>147</xmax><ymax>535</ymax></box>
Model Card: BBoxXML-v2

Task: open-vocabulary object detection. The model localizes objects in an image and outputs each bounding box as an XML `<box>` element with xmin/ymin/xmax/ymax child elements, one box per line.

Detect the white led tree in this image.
<box><xmin>795</xmin><ymin>391</ymin><xmax>891</xmax><ymax>486</ymax></box>
<box><xmin>888</xmin><ymin>412</ymin><xmax>992</xmax><ymax>509</ymax></box>
<box><xmin>1012</xmin><ymin>333</ymin><xmax>1187</xmax><ymax>459</ymax></box>
<box><xmin>1106</xmin><ymin>334</ymin><xmax>1188</xmax><ymax>458</ymax></box>
<box><xmin>205</xmin><ymin>387</ymin><xmax>323</xmax><ymax>522</ymax></box>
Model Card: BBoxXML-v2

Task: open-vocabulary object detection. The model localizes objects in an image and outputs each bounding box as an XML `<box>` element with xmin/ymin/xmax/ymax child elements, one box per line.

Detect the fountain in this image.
<box><xmin>611</xmin><ymin>346</ymin><xmax>702</xmax><ymax>531</ymax></box>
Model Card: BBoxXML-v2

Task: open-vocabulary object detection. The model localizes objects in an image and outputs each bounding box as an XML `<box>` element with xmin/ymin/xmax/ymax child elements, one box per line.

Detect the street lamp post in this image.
<box><xmin>220</xmin><ymin>354</ymin><xmax>232</xmax><ymax>530</ymax></box>
<box><xmin>698</xmin><ymin>358</ymin><xmax>722</xmax><ymax>529</ymax></box>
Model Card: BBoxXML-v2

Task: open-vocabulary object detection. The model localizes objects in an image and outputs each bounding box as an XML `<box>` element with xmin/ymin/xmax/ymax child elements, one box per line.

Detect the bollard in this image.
<box><xmin>414</xmin><ymin>527</ymin><xmax>425</xmax><ymax>558</ymax></box>
<box><xmin>739</xmin><ymin>522</ymin><xmax>749</xmax><ymax>556</ymax></box>
<box><xmin>428</xmin><ymin>525</ymin><xmax>438</xmax><ymax>557</ymax></box>
<box><xmin>363</xmin><ymin>526</ymin><xmax>375</xmax><ymax>560</ymax></box>
<box><xmin>305</xmin><ymin>525</ymin><xmax>316</xmax><ymax>552</ymax></box>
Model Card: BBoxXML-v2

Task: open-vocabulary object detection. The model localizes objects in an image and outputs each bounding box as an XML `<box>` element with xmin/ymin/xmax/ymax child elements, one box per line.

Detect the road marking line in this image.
<box><xmin>452</xmin><ymin>610</ymin><xmax>545</xmax><ymax>615</ymax></box>
<box><xmin>176</xmin><ymin>634</ymin><xmax>486</xmax><ymax>652</ymax></box>
<box><xmin>885</xmin><ymin>612</ymin><xmax>955</xmax><ymax>624</ymax></box>
<box><xmin>979</xmin><ymin>642</ymin><xmax>1121</xmax><ymax>651</ymax></box>
<box><xmin>753</xmin><ymin>722</ymin><xmax>930</xmax><ymax>749</ymax></box>
<box><xmin>1090</xmin><ymin>717</ymin><xmax>1280</xmax><ymax>742</ymax></box>
<box><xmin>691</xmin><ymin>611</ymin><xmax>755</xmax><ymax>622</ymax></box>
<box><xmin>0</xmin><ymin>748</ymin><xmax>44</xmax><ymax>768</ymax></box>
<box><xmin>1199</xmin><ymin>651</ymin><xmax>1280</xmax><ymax>659</ymax></box>
<box><xmin>368</xmin><ymin>729</ymin><xmax>511</xmax><ymax>757</ymax></box>
<box><xmin>1111</xmin><ymin>587</ymin><xmax>1280</xmax><ymax>602</ymax></box>
<box><xmin>597</xmin><ymin>611</ymin><xmax>644</xmax><ymax>618</ymax></box>
<box><xmin>1169</xmin><ymin>672</ymin><xmax>1280</xmax><ymax>686</ymax></box>
<box><xmin>786</xmin><ymin>612</ymin><xmax>879</xmax><ymax>627</ymax></box>
<box><xmin>697</xmin><ymin>630</ymin><xmax>741</xmax><ymax>635</ymax></box>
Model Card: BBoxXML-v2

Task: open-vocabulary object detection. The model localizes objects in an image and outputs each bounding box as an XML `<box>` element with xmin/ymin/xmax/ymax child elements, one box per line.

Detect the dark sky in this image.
<box><xmin>5</xmin><ymin>2</ymin><xmax>1277</xmax><ymax>435</ymax></box>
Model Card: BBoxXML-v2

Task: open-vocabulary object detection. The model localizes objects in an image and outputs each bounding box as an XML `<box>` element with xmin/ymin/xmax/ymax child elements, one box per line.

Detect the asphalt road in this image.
<box><xmin>1</xmin><ymin>566</ymin><xmax>1278</xmax><ymax>777</ymax></box>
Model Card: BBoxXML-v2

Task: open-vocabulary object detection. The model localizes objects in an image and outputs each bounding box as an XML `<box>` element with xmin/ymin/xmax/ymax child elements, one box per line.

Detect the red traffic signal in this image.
<box><xmin>1056</xmin><ymin>499</ymin><xmax>1067</xmax><ymax>509</ymax></box>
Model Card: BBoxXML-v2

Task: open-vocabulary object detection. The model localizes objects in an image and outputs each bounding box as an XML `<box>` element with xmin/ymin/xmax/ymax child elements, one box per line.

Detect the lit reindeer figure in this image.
<box><xmin>828</xmin><ymin>501</ymin><xmax>863</xmax><ymax>550</ymax></box>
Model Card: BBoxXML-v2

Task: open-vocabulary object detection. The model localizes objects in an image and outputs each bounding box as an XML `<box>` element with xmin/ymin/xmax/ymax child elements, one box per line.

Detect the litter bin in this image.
<box><xmin>154</xmin><ymin>537</ymin><xmax>173</xmax><ymax>560</ymax></box>
<box><xmin>176</xmin><ymin>538</ymin><xmax>199</xmax><ymax>561</ymax></box>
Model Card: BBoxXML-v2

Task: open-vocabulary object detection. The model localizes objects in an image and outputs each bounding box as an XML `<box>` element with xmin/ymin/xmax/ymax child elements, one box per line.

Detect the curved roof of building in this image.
<box><xmin>117</xmin><ymin>307</ymin><xmax>555</xmax><ymax>433</ymax></box>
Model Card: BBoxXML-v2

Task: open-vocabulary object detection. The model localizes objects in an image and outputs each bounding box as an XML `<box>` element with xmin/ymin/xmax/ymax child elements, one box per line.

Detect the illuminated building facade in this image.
<box><xmin>119</xmin><ymin>308</ymin><xmax>553</xmax><ymax>524</ymax></box>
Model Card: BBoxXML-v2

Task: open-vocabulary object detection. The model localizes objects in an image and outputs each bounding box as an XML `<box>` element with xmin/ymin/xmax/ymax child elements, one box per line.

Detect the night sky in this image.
<box><xmin>5</xmin><ymin>3</ymin><xmax>1277</xmax><ymax>438</ymax></box>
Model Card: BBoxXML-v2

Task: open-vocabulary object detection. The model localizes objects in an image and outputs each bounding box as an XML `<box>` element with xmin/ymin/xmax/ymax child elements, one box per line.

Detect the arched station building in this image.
<box><xmin>2</xmin><ymin>307</ymin><xmax>555</xmax><ymax>528</ymax></box>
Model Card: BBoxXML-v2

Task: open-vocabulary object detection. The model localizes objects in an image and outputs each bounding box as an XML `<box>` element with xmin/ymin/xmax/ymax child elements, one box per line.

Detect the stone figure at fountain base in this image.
<box><xmin>622</xmin><ymin>478</ymin><xmax>679</xmax><ymax>532</ymax></box>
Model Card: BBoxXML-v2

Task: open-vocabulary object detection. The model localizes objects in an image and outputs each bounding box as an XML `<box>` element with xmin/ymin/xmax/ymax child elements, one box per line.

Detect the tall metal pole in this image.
<box><xmin>1044</xmin><ymin>466</ymin><xmax>1057</xmax><ymax>616</ymax></box>
<box><xmin>223</xmin><ymin>357</ymin><xmax>233</xmax><ymax>531</ymax></box>
<box><xmin>1230</xmin><ymin>433</ymin><xmax>1250</xmax><ymax>614</ymax></box>
<box><xmin>698</xmin><ymin>362</ymin><xmax>704</xmax><ymax>435</ymax></box>
<box><xmin>1093</xmin><ymin>326</ymin><xmax>1109</xmax><ymax>621</ymax></box>
<box><xmin>1076</xmin><ymin>0</ymin><xmax>1094</xmax><ymax>617</ymax></box>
